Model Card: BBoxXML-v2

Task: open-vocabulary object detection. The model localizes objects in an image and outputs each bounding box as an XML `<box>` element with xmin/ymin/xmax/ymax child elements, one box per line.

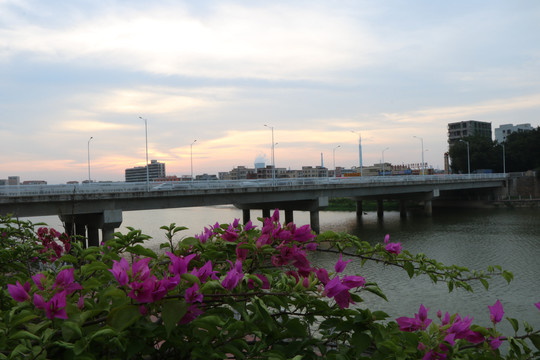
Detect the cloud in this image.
<box><xmin>0</xmin><ymin>2</ymin><xmax>380</xmax><ymax>81</ymax></box>
<box><xmin>383</xmin><ymin>93</ymin><xmax>540</xmax><ymax>125</ymax></box>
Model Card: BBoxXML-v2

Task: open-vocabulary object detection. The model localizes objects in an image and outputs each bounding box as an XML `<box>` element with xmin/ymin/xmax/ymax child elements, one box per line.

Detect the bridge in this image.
<box><xmin>0</xmin><ymin>174</ymin><xmax>507</xmax><ymax>246</ymax></box>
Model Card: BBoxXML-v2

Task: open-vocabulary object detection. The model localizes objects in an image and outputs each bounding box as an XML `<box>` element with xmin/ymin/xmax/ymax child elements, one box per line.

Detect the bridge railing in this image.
<box><xmin>0</xmin><ymin>174</ymin><xmax>507</xmax><ymax>197</ymax></box>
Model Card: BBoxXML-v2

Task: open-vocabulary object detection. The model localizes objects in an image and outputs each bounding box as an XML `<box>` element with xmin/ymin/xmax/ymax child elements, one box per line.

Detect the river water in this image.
<box><xmin>25</xmin><ymin>206</ymin><xmax>540</xmax><ymax>335</ymax></box>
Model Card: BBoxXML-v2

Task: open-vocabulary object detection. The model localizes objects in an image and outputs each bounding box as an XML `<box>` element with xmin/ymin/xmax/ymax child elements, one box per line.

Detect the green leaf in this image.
<box><xmin>126</xmin><ymin>244</ymin><xmax>157</xmax><ymax>258</ymax></box>
<box><xmin>9</xmin><ymin>330</ymin><xmax>41</xmax><ymax>342</ymax></box>
<box><xmin>180</xmin><ymin>273</ymin><xmax>201</xmax><ymax>285</ymax></box>
<box><xmin>507</xmin><ymin>317</ymin><xmax>519</xmax><ymax>333</ymax></box>
<box><xmin>529</xmin><ymin>334</ymin><xmax>540</xmax><ymax>351</ymax></box>
<box><xmin>90</xmin><ymin>328</ymin><xmax>116</xmax><ymax>341</ymax></box>
<box><xmin>81</xmin><ymin>261</ymin><xmax>110</xmax><ymax>275</ymax></box>
<box><xmin>107</xmin><ymin>304</ymin><xmax>141</xmax><ymax>331</ymax></box>
<box><xmin>502</xmin><ymin>270</ymin><xmax>514</xmax><ymax>284</ymax></box>
<box><xmin>181</xmin><ymin>237</ymin><xmax>201</xmax><ymax>246</ymax></box>
<box><xmin>470</xmin><ymin>325</ymin><xmax>489</xmax><ymax>336</ymax></box>
<box><xmin>162</xmin><ymin>300</ymin><xmax>188</xmax><ymax>337</ymax></box>
<box><xmin>403</xmin><ymin>261</ymin><xmax>414</xmax><ymax>278</ymax></box>
<box><xmin>62</xmin><ymin>321</ymin><xmax>83</xmax><ymax>341</ymax></box>
<box><xmin>480</xmin><ymin>278</ymin><xmax>489</xmax><ymax>290</ymax></box>
<box><xmin>351</xmin><ymin>332</ymin><xmax>371</xmax><ymax>355</ymax></box>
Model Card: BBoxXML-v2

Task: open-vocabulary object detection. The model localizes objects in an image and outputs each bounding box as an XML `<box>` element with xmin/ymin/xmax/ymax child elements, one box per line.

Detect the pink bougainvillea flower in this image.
<box><xmin>335</xmin><ymin>254</ymin><xmax>352</xmax><ymax>273</ymax></box>
<box><xmin>54</xmin><ymin>268</ymin><xmax>83</xmax><ymax>295</ymax></box>
<box><xmin>110</xmin><ymin>258</ymin><xmax>130</xmax><ymax>286</ymax></box>
<box><xmin>271</xmin><ymin>208</ymin><xmax>280</xmax><ymax>222</ymax></box>
<box><xmin>132</xmin><ymin>257</ymin><xmax>152</xmax><ymax>281</ymax></box>
<box><xmin>488</xmin><ymin>299</ymin><xmax>504</xmax><ymax>324</ymax></box>
<box><xmin>34</xmin><ymin>291</ymin><xmax>69</xmax><ymax>320</ymax></box>
<box><xmin>244</xmin><ymin>220</ymin><xmax>256</xmax><ymax>231</ymax></box>
<box><xmin>236</xmin><ymin>242</ymin><xmax>249</xmax><ymax>261</ymax></box>
<box><xmin>128</xmin><ymin>276</ymin><xmax>156</xmax><ymax>303</ymax></box>
<box><xmin>490</xmin><ymin>336</ymin><xmax>503</xmax><ymax>350</ymax></box>
<box><xmin>247</xmin><ymin>274</ymin><xmax>270</xmax><ymax>289</ymax></box>
<box><xmin>315</xmin><ymin>268</ymin><xmax>331</xmax><ymax>285</ymax></box>
<box><xmin>180</xmin><ymin>305</ymin><xmax>205</xmax><ymax>324</ymax></box>
<box><xmin>384</xmin><ymin>234</ymin><xmax>390</xmax><ymax>244</ymax></box>
<box><xmin>221</xmin><ymin>260</ymin><xmax>243</xmax><ymax>291</ymax></box>
<box><xmin>232</xmin><ymin>218</ymin><xmax>240</xmax><ymax>228</ymax></box>
<box><xmin>8</xmin><ymin>281</ymin><xmax>31</xmax><ymax>302</ymax></box>
<box><xmin>167</xmin><ymin>253</ymin><xmax>196</xmax><ymax>276</ymax></box>
<box><xmin>221</xmin><ymin>229</ymin><xmax>239</xmax><ymax>242</ymax></box>
<box><xmin>397</xmin><ymin>304</ymin><xmax>432</xmax><ymax>332</ymax></box>
<box><xmin>535</xmin><ymin>302</ymin><xmax>540</xmax><ymax>311</ymax></box>
<box><xmin>77</xmin><ymin>294</ymin><xmax>84</xmax><ymax>310</ymax></box>
<box><xmin>324</xmin><ymin>277</ymin><xmax>348</xmax><ymax>298</ymax></box>
<box><xmin>185</xmin><ymin>283</ymin><xmax>203</xmax><ymax>304</ymax></box>
<box><xmin>194</xmin><ymin>261</ymin><xmax>219</xmax><ymax>283</ymax></box>
<box><xmin>396</xmin><ymin>316</ymin><xmax>422</xmax><ymax>332</ymax></box>
<box><xmin>385</xmin><ymin>242</ymin><xmax>403</xmax><ymax>255</ymax></box>
<box><xmin>415</xmin><ymin>304</ymin><xmax>432</xmax><ymax>330</ymax></box>
<box><xmin>32</xmin><ymin>273</ymin><xmax>47</xmax><ymax>291</ymax></box>
<box><xmin>293</xmin><ymin>224</ymin><xmax>315</xmax><ymax>243</ymax></box>
<box><xmin>341</xmin><ymin>275</ymin><xmax>366</xmax><ymax>289</ymax></box>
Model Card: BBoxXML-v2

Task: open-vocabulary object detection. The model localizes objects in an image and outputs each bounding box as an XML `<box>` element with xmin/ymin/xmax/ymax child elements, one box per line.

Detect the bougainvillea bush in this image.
<box><xmin>1</xmin><ymin>211</ymin><xmax>539</xmax><ymax>359</ymax></box>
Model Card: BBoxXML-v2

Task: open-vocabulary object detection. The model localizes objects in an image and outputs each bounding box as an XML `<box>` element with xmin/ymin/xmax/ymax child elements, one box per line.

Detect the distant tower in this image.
<box><xmin>254</xmin><ymin>154</ymin><xmax>266</xmax><ymax>169</ymax></box>
<box><xmin>321</xmin><ymin>152</ymin><xmax>324</xmax><ymax>167</ymax></box>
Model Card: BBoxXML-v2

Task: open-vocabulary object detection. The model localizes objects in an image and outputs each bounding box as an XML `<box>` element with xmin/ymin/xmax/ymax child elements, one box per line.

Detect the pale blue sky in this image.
<box><xmin>1</xmin><ymin>0</ymin><xmax>539</xmax><ymax>183</ymax></box>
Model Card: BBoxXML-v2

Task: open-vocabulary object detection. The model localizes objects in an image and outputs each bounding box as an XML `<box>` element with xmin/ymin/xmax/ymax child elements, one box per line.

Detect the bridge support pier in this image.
<box><xmin>377</xmin><ymin>200</ymin><xmax>384</xmax><ymax>218</ymax></box>
<box><xmin>424</xmin><ymin>200</ymin><xmax>432</xmax><ymax>216</ymax></box>
<box><xmin>310</xmin><ymin>211</ymin><xmax>320</xmax><ymax>234</ymax></box>
<box><xmin>285</xmin><ymin>209</ymin><xmax>294</xmax><ymax>224</ymax></box>
<box><xmin>60</xmin><ymin>209</ymin><xmax>123</xmax><ymax>247</ymax></box>
<box><xmin>356</xmin><ymin>200</ymin><xmax>363</xmax><ymax>217</ymax></box>
<box><xmin>242</xmin><ymin>209</ymin><xmax>250</xmax><ymax>224</ymax></box>
<box><xmin>234</xmin><ymin>197</ymin><xmax>328</xmax><ymax>234</ymax></box>
<box><xmin>400</xmin><ymin>200</ymin><xmax>407</xmax><ymax>218</ymax></box>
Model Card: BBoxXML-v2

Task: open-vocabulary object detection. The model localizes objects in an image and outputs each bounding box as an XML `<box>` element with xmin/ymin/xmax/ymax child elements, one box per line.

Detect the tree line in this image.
<box><xmin>448</xmin><ymin>126</ymin><xmax>540</xmax><ymax>174</ymax></box>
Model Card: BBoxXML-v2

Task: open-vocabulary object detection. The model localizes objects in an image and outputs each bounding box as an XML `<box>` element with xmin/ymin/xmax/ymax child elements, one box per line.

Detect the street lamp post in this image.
<box><xmin>264</xmin><ymin>125</ymin><xmax>275</xmax><ymax>184</ymax></box>
<box><xmin>413</xmin><ymin>136</ymin><xmax>425</xmax><ymax>176</ymax></box>
<box><xmin>459</xmin><ymin>139</ymin><xmax>470</xmax><ymax>175</ymax></box>
<box><xmin>139</xmin><ymin>117</ymin><xmax>150</xmax><ymax>191</ymax></box>
<box><xmin>333</xmin><ymin>145</ymin><xmax>341</xmax><ymax>177</ymax></box>
<box><xmin>87</xmin><ymin>137</ymin><xmax>93</xmax><ymax>183</ymax></box>
<box><xmin>495</xmin><ymin>143</ymin><xmax>506</xmax><ymax>174</ymax></box>
<box><xmin>382</xmin><ymin>147</ymin><xmax>389</xmax><ymax>176</ymax></box>
<box><xmin>190</xmin><ymin>140</ymin><xmax>197</xmax><ymax>182</ymax></box>
<box><xmin>351</xmin><ymin>131</ymin><xmax>363</xmax><ymax>176</ymax></box>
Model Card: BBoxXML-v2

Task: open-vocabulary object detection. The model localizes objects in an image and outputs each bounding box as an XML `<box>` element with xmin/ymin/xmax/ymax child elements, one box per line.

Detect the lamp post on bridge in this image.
<box><xmin>333</xmin><ymin>145</ymin><xmax>341</xmax><ymax>178</ymax></box>
<box><xmin>413</xmin><ymin>136</ymin><xmax>425</xmax><ymax>176</ymax></box>
<box><xmin>190</xmin><ymin>140</ymin><xmax>197</xmax><ymax>182</ymax></box>
<box><xmin>351</xmin><ymin>131</ymin><xmax>362</xmax><ymax>176</ymax></box>
<box><xmin>139</xmin><ymin>116</ymin><xmax>150</xmax><ymax>191</ymax></box>
<box><xmin>264</xmin><ymin>124</ymin><xmax>275</xmax><ymax>184</ymax></box>
<box><xmin>87</xmin><ymin>136</ymin><xmax>93</xmax><ymax>183</ymax></box>
<box><xmin>382</xmin><ymin>147</ymin><xmax>389</xmax><ymax>176</ymax></box>
<box><xmin>459</xmin><ymin>139</ymin><xmax>470</xmax><ymax>175</ymax></box>
<box><xmin>493</xmin><ymin>143</ymin><xmax>506</xmax><ymax>175</ymax></box>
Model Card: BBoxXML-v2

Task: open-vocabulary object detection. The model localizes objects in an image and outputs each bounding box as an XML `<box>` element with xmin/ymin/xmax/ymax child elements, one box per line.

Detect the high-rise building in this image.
<box><xmin>448</xmin><ymin>120</ymin><xmax>492</xmax><ymax>145</ymax></box>
<box><xmin>494</xmin><ymin>123</ymin><xmax>533</xmax><ymax>143</ymax></box>
<box><xmin>125</xmin><ymin>160</ymin><xmax>166</xmax><ymax>182</ymax></box>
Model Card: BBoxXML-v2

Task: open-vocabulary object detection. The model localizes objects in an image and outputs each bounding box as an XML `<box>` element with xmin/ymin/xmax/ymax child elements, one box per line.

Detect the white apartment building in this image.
<box><xmin>494</xmin><ymin>123</ymin><xmax>533</xmax><ymax>143</ymax></box>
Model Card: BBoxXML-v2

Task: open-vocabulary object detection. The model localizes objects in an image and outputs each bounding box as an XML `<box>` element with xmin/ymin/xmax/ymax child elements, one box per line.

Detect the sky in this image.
<box><xmin>1</xmin><ymin>0</ymin><xmax>540</xmax><ymax>184</ymax></box>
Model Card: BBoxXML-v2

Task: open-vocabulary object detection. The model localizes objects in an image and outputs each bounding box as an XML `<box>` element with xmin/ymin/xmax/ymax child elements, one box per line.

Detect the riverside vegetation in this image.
<box><xmin>1</xmin><ymin>212</ymin><xmax>540</xmax><ymax>359</ymax></box>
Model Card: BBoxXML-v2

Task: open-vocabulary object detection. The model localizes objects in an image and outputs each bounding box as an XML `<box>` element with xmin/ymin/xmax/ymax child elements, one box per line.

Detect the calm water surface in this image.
<box><xmin>26</xmin><ymin>206</ymin><xmax>540</xmax><ymax>333</ymax></box>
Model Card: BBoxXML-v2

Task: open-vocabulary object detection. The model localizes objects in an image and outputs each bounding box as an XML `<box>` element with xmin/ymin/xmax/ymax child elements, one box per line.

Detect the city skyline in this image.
<box><xmin>1</xmin><ymin>1</ymin><xmax>540</xmax><ymax>184</ymax></box>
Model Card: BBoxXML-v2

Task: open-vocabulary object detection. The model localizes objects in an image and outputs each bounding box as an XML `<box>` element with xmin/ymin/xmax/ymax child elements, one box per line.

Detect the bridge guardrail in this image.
<box><xmin>0</xmin><ymin>174</ymin><xmax>507</xmax><ymax>198</ymax></box>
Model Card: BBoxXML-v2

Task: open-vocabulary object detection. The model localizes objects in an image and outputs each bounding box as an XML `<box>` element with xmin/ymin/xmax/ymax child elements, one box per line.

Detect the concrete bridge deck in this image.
<box><xmin>1</xmin><ymin>174</ymin><xmax>507</xmax><ymax>246</ymax></box>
